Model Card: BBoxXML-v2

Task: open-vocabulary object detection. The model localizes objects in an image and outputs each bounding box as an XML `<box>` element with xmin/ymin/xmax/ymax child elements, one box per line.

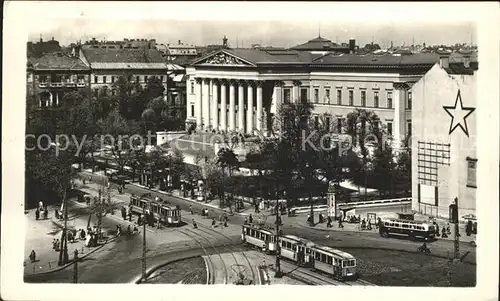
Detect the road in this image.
<box><xmin>25</xmin><ymin>172</ymin><xmax>475</xmax><ymax>284</ymax></box>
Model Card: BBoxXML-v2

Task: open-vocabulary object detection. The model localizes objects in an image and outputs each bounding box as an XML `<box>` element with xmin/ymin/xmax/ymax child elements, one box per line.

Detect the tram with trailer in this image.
<box><xmin>241</xmin><ymin>224</ymin><xmax>277</xmax><ymax>254</ymax></box>
<box><xmin>311</xmin><ymin>245</ymin><xmax>357</xmax><ymax>280</ymax></box>
<box><xmin>240</xmin><ymin>225</ymin><xmax>358</xmax><ymax>281</ymax></box>
<box><xmin>378</xmin><ymin>218</ymin><xmax>436</xmax><ymax>241</ymax></box>
<box><xmin>129</xmin><ymin>195</ymin><xmax>182</xmax><ymax>226</ymax></box>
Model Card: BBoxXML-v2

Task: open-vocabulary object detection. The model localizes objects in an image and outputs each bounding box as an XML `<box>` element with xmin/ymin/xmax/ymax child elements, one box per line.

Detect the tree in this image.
<box><xmin>371</xmin><ymin>143</ymin><xmax>396</xmax><ymax>197</ymax></box>
<box><xmin>216</xmin><ymin>148</ymin><xmax>239</xmax><ymax>210</ymax></box>
<box><xmin>346</xmin><ymin>109</ymin><xmax>382</xmax><ymax>199</ymax></box>
<box><xmin>394</xmin><ymin>150</ymin><xmax>411</xmax><ymax>196</ymax></box>
<box><xmin>88</xmin><ymin>182</ymin><xmax>120</xmax><ymax>241</ymax></box>
<box><xmin>112</xmin><ymin>74</ymin><xmax>145</xmax><ymax>120</ymax></box>
<box><xmin>97</xmin><ymin>109</ymin><xmax>136</xmax><ymax>176</ymax></box>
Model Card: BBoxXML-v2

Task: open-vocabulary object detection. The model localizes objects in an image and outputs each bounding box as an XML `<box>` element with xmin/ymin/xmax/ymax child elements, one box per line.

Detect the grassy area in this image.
<box><xmin>350</xmin><ymin>249</ymin><xmax>476</xmax><ymax>287</ymax></box>
<box><xmin>143</xmin><ymin>257</ymin><xmax>207</xmax><ymax>284</ymax></box>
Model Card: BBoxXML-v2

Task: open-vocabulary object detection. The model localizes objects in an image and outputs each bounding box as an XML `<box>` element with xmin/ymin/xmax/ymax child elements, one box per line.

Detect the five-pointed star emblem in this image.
<box><xmin>443</xmin><ymin>89</ymin><xmax>475</xmax><ymax>137</ymax></box>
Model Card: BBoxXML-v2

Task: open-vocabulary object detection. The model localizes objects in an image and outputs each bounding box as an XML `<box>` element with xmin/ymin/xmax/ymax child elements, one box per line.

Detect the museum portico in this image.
<box><xmin>185</xmin><ymin>47</ymin><xmax>439</xmax><ymax>146</ymax></box>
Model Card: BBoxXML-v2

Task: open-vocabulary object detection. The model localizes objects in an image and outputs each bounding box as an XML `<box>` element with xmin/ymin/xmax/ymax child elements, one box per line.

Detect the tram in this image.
<box><xmin>279</xmin><ymin>235</ymin><xmax>316</xmax><ymax>265</ymax></box>
<box><xmin>129</xmin><ymin>195</ymin><xmax>182</xmax><ymax>226</ymax></box>
<box><xmin>241</xmin><ymin>224</ymin><xmax>277</xmax><ymax>254</ymax></box>
<box><xmin>378</xmin><ymin>218</ymin><xmax>436</xmax><ymax>241</ymax></box>
<box><xmin>311</xmin><ymin>245</ymin><xmax>357</xmax><ymax>280</ymax></box>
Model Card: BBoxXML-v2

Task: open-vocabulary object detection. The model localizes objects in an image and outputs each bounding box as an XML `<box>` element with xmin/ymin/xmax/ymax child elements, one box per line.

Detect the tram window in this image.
<box><xmin>327</xmin><ymin>256</ymin><xmax>333</xmax><ymax>265</ymax></box>
<box><xmin>251</xmin><ymin>230</ymin><xmax>255</xmax><ymax>237</ymax></box>
<box><xmin>350</xmin><ymin>260</ymin><xmax>356</xmax><ymax>267</ymax></box>
<box><xmin>402</xmin><ymin>224</ymin><xmax>409</xmax><ymax>229</ymax></box>
<box><xmin>306</xmin><ymin>249</ymin><xmax>311</xmax><ymax>254</ymax></box>
<box><xmin>321</xmin><ymin>254</ymin><xmax>327</xmax><ymax>262</ymax></box>
<box><xmin>384</xmin><ymin>222</ymin><xmax>389</xmax><ymax>226</ymax></box>
<box><xmin>389</xmin><ymin>223</ymin><xmax>394</xmax><ymax>227</ymax></box>
<box><xmin>315</xmin><ymin>252</ymin><xmax>321</xmax><ymax>260</ymax></box>
<box><xmin>281</xmin><ymin>241</ymin><xmax>286</xmax><ymax>248</ymax></box>
<box><xmin>286</xmin><ymin>242</ymin><xmax>292</xmax><ymax>249</ymax></box>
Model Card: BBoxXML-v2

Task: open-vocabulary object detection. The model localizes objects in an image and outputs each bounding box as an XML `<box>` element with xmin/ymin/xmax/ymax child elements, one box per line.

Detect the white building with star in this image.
<box><xmin>410</xmin><ymin>57</ymin><xmax>477</xmax><ymax>219</ymax></box>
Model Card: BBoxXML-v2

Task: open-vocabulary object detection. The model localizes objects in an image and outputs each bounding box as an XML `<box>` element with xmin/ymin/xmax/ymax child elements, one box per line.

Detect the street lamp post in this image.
<box><xmin>142</xmin><ymin>204</ymin><xmax>147</xmax><ymax>282</ymax></box>
<box><xmin>274</xmin><ymin>190</ymin><xmax>282</xmax><ymax>278</ymax></box>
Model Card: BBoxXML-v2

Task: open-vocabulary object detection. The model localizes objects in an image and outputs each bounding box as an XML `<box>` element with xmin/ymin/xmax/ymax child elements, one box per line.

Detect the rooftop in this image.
<box><xmin>31</xmin><ymin>52</ymin><xmax>89</xmax><ymax>71</ymax></box>
<box><xmin>290</xmin><ymin>36</ymin><xmax>349</xmax><ymax>51</ymax></box>
<box><xmin>27</xmin><ymin>40</ymin><xmax>62</xmax><ymax>58</ymax></box>
<box><xmin>82</xmin><ymin>48</ymin><xmax>167</xmax><ymax>69</ymax></box>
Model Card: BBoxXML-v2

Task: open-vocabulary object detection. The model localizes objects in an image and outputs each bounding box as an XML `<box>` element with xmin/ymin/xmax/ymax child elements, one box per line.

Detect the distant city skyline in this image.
<box><xmin>28</xmin><ymin>20</ymin><xmax>476</xmax><ymax>49</ymax></box>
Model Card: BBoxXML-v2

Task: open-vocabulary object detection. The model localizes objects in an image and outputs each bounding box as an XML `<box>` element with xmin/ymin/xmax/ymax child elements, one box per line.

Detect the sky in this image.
<box><xmin>16</xmin><ymin>2</ymin><xmax>481</xmax><ymax>49</ymax></box>
<box><xmin>28</xmin><ymin>19</ymin><xmax>476</xmax><ymax>49</ymax></box>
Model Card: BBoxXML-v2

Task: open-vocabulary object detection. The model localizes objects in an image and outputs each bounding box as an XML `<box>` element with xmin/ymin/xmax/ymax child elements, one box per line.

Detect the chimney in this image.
<box><xmin>349</xmin><ymin>38</ymin><xmax>356</xmax><ymax>54</ymax></box>
<box><xmin>438</xmin><ymin>53</ymin><xmax>450</xmax><ymax>69</ymax></box>
<box><xmin>178</xmin><ymin>40</ymin><xmax>181</xmax><ymax>45</ymax></box>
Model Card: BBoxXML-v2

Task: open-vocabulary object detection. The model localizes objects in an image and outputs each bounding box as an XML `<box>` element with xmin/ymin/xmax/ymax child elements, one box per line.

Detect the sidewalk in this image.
<box><xmin>287</xmin><ymin>214</ymin><xmax>476</xmax><ymax>243</ymax></box>
<box><xmin>24</xmin><ymin>206</ymin><xmax>115</xmax><ymax>275</ymax></box>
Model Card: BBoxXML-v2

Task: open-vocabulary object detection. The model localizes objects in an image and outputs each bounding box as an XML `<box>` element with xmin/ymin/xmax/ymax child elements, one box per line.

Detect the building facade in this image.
<box><xmin>411</xmin><ymin>62</ymin><xmax>477</xmax><ymax>219</ymax></box>
<box><xmin>81</xmin><ymin>48</ymin><xmax>172</xmax><ymax>98</ymax></box>
<box><xmin>27</xmin><ymin>51</ymin><xmax>91</xmax><ymax>108</ymax></box>
<box><xmin>184</xmin><ymin>46</ymin><xmax>437</xmax><ymax>148</ymax></box>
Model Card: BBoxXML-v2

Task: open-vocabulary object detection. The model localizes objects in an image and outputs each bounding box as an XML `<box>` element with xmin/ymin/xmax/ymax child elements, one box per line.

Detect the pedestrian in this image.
<box><xmin>249</xmin><ymin>214</ymin><xmax>253</xmax><ymax>224</ymax></box>
<box><xmin>338</xmin><ymin>219</ymin><xmax>344</xmax><ymax>228</ymax></box>
<box><xmin>121</xmin><ymin>207</ymin><xmax>126</xmax><ymax>220</ymax></box>
<box><xmin>88</xmin><ymin>175</ymin><xmax>92</xmax><ymax>183</ymax></box>
<box><xmin>43</xmin><ymin>206</ymin><xmax>48</xmax><ymax>219</ymax></box>
<box><xmin>29</xmin><ymin>250</ymin><xmax>36</xmax><ymax>263</ymax></box>
<box><xmin>219</xmin><ymin>215</ymin><xmax>223</xmax><ymax>227</ymax></box>
<box><xmin>80</xmin><ymin>229</ymin><xmax>86</xmax><ymax>240</ymax></box>
<box><xmin>35</xmin><ymin>208</ymin><xmax>40</xmax><ymax>220</ymax></box>
<box><xmin>192</xmin><ymin>218</ymin><xmax>198</xmax><ymax>229</ymax></box>
<box><xmin>327</xmin><ymin>216</ymin><xmax>332</xmax><ymax>228</ymax></box>
<box><xmin>189</xmin><ymin>205</ymin><xmax>193</xmax><ymax>215</ymax></box>
<box><xmin>435</xmin><ymin>224</ymin><xmax>440</xmax><ymax>237</ymax></box>
<box><xmin>54</xmin><ymin>208</ymin><xmax>59</xmax><ymax>220</ymax></box>
<box><xmin>446</xmin><ymin>223</ymin><xmax>451</xmax><ymax>235</ymax></box>
<box><xmin>211</xmin><ymin>218</ymin><xmax>216</xmax><ymax>228</ymax></box>
<box><xmin>133</xmin><ymin>225</ymin><xmax>138</xmax><ymax>235</ymax></box>
<box><xmin>441</xmin><ymin>227</ymin><xmax>448</xmax><ymax>238</ymax></box>
<box><xmin>116</xmin><ymin>225</ymin><xmax>122</xmax><ymax>236</ymax></box>
<box><xmin>138</xmin><ymin>215</ymin><xmax>142</xmax><ymax>226</ymax></box>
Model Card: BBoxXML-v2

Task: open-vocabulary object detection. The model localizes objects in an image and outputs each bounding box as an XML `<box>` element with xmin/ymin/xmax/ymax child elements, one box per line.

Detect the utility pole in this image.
<box><xmin>73</xmin><ymin>250</ymin><xmax>78</xmax><ymax>283</ymax></box>
<box><xmin>142</xmin><ymin>205</ymin><xmax>147</xmax><ymax>281</ymax></box>
<box><xmin>453</xmin><ymin>197</ymin><xmax>460</xmax><ymax>259</ymax></box>
<box><xmin>274</xmin><ymin>190</ymin><xmax>282</xmax><ymax>278</ymax></box>
<box><xmin>58</xmin><ymin>189</ymin><xmax>69</xmax><ymax>266</ymax></box>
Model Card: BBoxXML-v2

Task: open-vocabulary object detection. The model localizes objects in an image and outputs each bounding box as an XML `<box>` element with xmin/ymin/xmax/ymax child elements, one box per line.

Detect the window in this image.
<box><xmin>300</xmin><ymin>88</ymin><xmax>308</xmax><ymax>103</ymax></box>
<box><xmin>349</xmin><ymin>90</ymin><xmax>354</xmax><ymax>106</ymax></box>
<box><xmin>191</xmin><ymin>105</ymin><xmax>195</xmax><ymax>117</ymax></box>
<box><xmin>466</xmin><ymin>158</ymin><xmax>477</xmax><ymax>188</ymax></box>
<box><xmin>336</xmin><ymin>89</ymin><xmax>341</xmax><ymax>104</ymax></box>
<box><xmin>191</xmin><ymin>81</ymin><xmax>195</xmax><ymax>94</ymax></box>
<box><xmin>94</xmin><ymin>76</ymin><xmax>98</xmax><ymax>83</ymax></box>
<box><xmin>387</xmin><ymin>91</ymin><xmax>393</xmax><ymax>108</ymax></box>
<box><xmin>407</xmin><ymin>92</ymin><xmax>412</xmax><ymax>109</ymax></box>
<box><xmin>283</xmin><ymin>88</ymin><xmax>291</xmax><ymax>104</ymax></box>
<box><xmin>325</xmin><ymin>88</ymin><xmax>331</xmax><ymax>103</ymax></box>
<box><xmin>387</xmin><ymin>122</ymin><xmax>393</xmax><ymax>136</ymax></box>
<box><xmin>314</xmin><ymin>116</ymin><xmax>319</xmax><ymax>129</ymax></box>
<box><xmin>374</xmin><ymin>91</ymin><xmax>379</xmax><ymax>108</ymax></box>
<box><xmin>39</xmin><ymin>75</ymin><xmax>48</xmax><ymax>83</ymax></box>
<box><xmin>136</xmin><ymin>76</ymin><xmax>140</xmax><ymax>83</ymax></box>
<box><xmin>407</xmin><ymin>121</ymin><xmax>412</xmax><ymax>136</ymax></box>
<box><xmin>160</xmin><ymin>76</ymin><xmax>164</xmax><ymax>82</ymax></box>
<box><xmin>361</xmin><ymin>90</ymin><xmax>366</xmax><ymax>107</ymax></box>
<box><xmin>325</xmin><ymin>116</ymin><xmax>331</xmax><ymax>130</ymax></box>
<box><xmin>314</xmin><ymin>88</ymin><xmax>319</xmax><ymax>103</ymax></box>
<box><xmin>103</xmin><ymin>76</ymin><xmax>107</xmax><ymax>84</ymax></box>
<box><xmin>144</xmin><ymin>76</ymin><xmax>148</xmax><ymax>82</ymax></box>
<box><xmin>111</xmin><ymin>76</ymin><xmax>115</xmax><ymax>83</ymax></box>
<box><xmin>327</xmin><ymin>256</ymin><xmax>333</xmax><ymax>265</ymax></box>
<box><xmin>337</xmin><ymin>118</ymin><xmax>343</xmax><ymax>133</ymax></box>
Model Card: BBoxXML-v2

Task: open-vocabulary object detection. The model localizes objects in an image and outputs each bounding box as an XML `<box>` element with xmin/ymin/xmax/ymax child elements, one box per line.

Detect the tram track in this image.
<box><xmin>193</xmin><ymin>226</ymin><xmax>257</xmax><ymax>285</ymax></box>
<box><xmin>177</xmin><ymin>228</ymin><xmax>227</xmax><ymax>284</ymax></box>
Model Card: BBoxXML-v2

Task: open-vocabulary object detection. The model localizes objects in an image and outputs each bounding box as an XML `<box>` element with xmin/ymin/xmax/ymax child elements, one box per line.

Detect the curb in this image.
<box><xmin>338</xmin><ymin>245</ymin><xmax>476</xmax><ymax>265</ymax></box>
<box><xmin>25</xmin><ymin>236</ymin><xmax>119</xmax><ymax>277</ymax></box>
<box><xmin>129</xmin><ymin>183</ymin><xmax>251</xmax><ymax>217</ymax></box>
<box><xmin>131</xmin><ymin>255</ymin><xmax>201</xmax><ymax>284</ymax></box>
<box><xmin>294</xmin><ymin>222</ymin><xmax>477</xmax><ymax>245</ymax></box>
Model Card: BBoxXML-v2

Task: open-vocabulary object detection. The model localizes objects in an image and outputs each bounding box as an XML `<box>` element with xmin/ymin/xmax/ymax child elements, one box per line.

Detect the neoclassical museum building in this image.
<box><xmin>185</xmin><ymin>39</ymin><xmax>440</xmax><ymax>147</ymax></box>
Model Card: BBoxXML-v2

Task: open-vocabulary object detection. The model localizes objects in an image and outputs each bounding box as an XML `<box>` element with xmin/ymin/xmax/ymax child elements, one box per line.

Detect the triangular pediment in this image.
<box><xmin>192</xmin><ymin>50</ymin><xmax>255</xmax><ymax>67</ymax></box>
